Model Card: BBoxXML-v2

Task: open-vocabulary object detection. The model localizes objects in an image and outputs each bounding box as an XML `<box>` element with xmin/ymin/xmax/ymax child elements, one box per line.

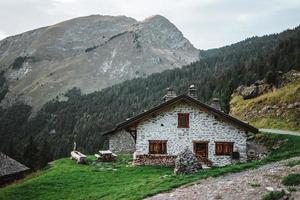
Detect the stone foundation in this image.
<box><xmin>134</xmin><ymin>154</ymin><xmax>177</xmax><ymax>166</ymax></box>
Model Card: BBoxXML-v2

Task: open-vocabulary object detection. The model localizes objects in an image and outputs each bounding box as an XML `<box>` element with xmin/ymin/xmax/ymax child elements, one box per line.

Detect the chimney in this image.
<box><xmin>162</xmin><ymin>87</ymin><xmax>177</xmax><ymax>102</ymax></box>
<box><xmin>188</xmin><ymin>84</ymin><xmax>197</xmax><ymax>99</ymax></box>
<box><xmin>210</xmin><ymin>98</ymin><xmax>221</xmax><ymax>111</ymax></box>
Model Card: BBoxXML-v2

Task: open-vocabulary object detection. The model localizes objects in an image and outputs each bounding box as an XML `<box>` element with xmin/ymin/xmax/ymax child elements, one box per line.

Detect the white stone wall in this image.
<box><xmin>109</xmin><ymin>129</ymin><xmax>135</xmax><ymax>153</ymax></box>
<box><xmin>135</xmin><ymin>102</ymin><xmax>247</xmax><ymax>166</ymax></box>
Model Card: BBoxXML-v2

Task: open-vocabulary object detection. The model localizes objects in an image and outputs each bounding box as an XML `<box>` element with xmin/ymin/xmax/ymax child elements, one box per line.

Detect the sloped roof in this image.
<box><xmin>104</xmin><ymin>94</ymin><xmax>258</xmax><ymax>135</ymax></box>
<box><xmin>0</xmin><ymin>152</ymin><xmax>30</xmax><ymax>177</ymax></box>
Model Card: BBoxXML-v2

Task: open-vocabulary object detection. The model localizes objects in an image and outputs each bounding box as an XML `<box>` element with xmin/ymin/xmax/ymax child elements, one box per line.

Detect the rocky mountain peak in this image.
<box><xmin>0</xmin><ymin>15</ymin><xmax>199</xmax><ymax>111</ymax></box>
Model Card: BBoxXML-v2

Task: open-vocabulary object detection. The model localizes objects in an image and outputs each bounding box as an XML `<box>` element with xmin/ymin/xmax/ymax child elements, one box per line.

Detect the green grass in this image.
<box><xmin>286</xmin><ymin>159</ymin><xmax>300</xmax><ymax>167</ymax></box>
<box><xmin>262</xmin><ymin>190</ymin><xmax>285</xmax><ymax>200</ymax></box>
<box><xmin>282</xmin><ymin>173</ymin><xmax>300</xmax><ymax>186</ymax></box>
<box><xmin>1</xmin><ymin>133</ymin><xmax>300</xmax><ymax>200</ymax></box>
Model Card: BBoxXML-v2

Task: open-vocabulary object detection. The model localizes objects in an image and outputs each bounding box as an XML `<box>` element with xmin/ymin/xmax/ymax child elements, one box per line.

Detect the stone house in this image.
<box><xmin>105</xmin><ymin>86</ymin><xmax>258</xmax><ymax>166</ymax></box>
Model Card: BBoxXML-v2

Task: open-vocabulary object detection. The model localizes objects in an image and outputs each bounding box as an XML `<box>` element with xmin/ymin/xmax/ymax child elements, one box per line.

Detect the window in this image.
<box><xmin>149</xmin><ymin>140</ymin><xmax>167</xmax><ymax>154</ymax></box>
<box><xmin>178</xmin><ymin>113</ymin><xmax>189</xmax><ymax>128</ymax></box>
<box><xmin>215</xmin><ymin>142</ymin><xmax>233</xmax><ymax>156</ymax></box>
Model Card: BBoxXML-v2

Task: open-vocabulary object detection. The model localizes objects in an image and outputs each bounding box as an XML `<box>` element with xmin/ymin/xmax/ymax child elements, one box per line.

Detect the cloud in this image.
<box><xmin>0</xmin><ymin>0</ymin><xmax>299</xmax><ymax>49</ymax></box>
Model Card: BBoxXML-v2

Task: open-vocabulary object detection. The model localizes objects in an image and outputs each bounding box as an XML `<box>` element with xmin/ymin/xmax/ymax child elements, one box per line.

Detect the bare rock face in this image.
<box><xmin>174</xmin><ymin>147</ymin><xmax>202</xmax><ymax>175</ymax></box>
<box><xmin>232</xmin><ymin>81</ymin><xmax>274</xmax><ymax>100</ymax></box>
<box><xmin>0</xmin><ymin>15</ymin><xmax>199</xmax><ymax>111</ymax></box>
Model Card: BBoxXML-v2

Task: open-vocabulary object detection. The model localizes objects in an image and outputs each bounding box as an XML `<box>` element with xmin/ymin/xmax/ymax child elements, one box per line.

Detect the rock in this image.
<box><xmin>174</xmin><ymin>147</ymin><xmax>202</xmax><ymax>175</ymax></box>
<box><xmin>232</xmin><ymin>82</ymin><xmax>273</xmax><ymax>100</ymax></box>
<box><xmin>266</xmin><ymin>187</ymin><xmax>274</xmax><ymax>191</ymax></box>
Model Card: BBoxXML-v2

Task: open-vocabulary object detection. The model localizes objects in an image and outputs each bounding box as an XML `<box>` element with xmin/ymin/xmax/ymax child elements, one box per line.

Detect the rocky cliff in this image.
<box><xmin>0</xmin><ymin>15</ymin><xmax>199</xmax><ymax>111</ymax></box>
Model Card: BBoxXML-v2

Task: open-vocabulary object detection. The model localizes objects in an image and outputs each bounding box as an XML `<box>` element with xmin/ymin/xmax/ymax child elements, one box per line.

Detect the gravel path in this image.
<box><xmin>146</xmin><ymin>157</ymin><xmax>300</xmax><ymax>200</ymax></box>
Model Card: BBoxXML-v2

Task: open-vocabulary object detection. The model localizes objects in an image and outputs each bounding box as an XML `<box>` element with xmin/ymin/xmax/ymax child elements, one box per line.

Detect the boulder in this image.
<box><xmin>232</xmin><ymin>82</ymin><xmax>273</xmax><ymax>100</ymax></box>
<box><xmin>174</xmin><ymin>147</ymin><xmax>202</xmax><ymax>175</ymax></box>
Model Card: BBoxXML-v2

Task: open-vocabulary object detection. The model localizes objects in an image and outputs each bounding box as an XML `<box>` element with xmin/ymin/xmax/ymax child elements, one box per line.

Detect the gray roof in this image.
<box><xmin>0</xmin><ymin>152</ymin><xmax>29</xmax><ymax>177</ymax></box>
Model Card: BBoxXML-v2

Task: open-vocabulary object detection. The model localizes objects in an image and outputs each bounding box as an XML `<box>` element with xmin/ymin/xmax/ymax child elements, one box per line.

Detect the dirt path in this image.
<box><xmin>146</xmin><ymin>157</ymin><xmax>300</xmax><ymax>200</ymax></box>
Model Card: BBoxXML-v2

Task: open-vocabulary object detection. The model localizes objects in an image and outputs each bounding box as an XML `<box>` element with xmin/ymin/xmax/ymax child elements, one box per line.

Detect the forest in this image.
<box><xmin>0</xmin><ymin>26</ymin><xmax>300</xmax><ymax>169</ymax></box>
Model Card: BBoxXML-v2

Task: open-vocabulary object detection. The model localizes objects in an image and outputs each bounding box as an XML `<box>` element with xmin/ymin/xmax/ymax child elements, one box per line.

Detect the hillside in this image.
<box><xmin>0</xmin><ymin>15</ymin><xmax>199</xmax><ymax>111</ymax></box>
<box><xmin>1</xmin><ymin>25</ymin><xmax>300</xmax><ymax>168</ymax></box>
<box><xmin>1</xmin><ymin>133</ymin><xmax>300</xmax><ymax>200</ymax></box>
<box><xmin>230</xmin><ymin>70</ymin><xmax>300</xmax><ymax>131</ymax></box>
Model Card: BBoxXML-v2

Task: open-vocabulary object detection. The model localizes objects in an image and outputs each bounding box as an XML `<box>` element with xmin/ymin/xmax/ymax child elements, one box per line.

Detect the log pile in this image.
<box><xmin>95</xmin><ymin>150</ymin><xmax>117</xmax><ymax>162</ymax></box>
<box><xmin>71</xmin><ymin>151</ymin><xmax>87</xmax><ymax>164</ymax></box>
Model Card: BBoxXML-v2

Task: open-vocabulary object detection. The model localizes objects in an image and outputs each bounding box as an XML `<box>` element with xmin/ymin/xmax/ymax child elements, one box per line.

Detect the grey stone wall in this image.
<box><xmin>109</xmin><ymin>129</ymin><xmax>135</xmax><ymax>153</ymax></box>
<box><xmin>135</xmin><ymin>102</ymin><xmax>248</xmax><ymax>167</ymax></box>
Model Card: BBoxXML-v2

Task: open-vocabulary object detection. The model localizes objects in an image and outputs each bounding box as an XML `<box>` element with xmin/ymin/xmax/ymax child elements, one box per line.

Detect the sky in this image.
<box><xmin>0</xmin><ymin>0</ymin><xmax>300</xmax><ymax>49</ymax></box>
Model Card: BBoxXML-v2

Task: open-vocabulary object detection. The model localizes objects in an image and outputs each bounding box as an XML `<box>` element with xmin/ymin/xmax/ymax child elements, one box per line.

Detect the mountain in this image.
<box><xmin>230</xmin><ymin>70</ymin><xmax>300</xmax><ymax>131</ymax></box>
<box><xmin>1</xmin><ymin>25</ymin><xmax>299</xmax><ymax>169</ymax></box>
<box><xmin>0</xmin><ymin>15</ymin><xmax>199</xmax><ymax>111</ymax></box>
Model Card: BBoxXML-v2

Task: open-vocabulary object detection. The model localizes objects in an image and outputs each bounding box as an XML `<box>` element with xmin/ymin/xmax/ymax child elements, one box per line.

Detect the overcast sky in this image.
<box><xmin>0</xmin><ymin>0</ymin><xmax>300</xmax><ymax>49</ymax></box>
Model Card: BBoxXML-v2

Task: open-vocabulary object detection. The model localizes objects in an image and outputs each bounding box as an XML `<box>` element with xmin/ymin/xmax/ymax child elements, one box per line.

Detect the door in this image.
<box><xmin>193</xmin><ymin>141</ymin><xmax>208</xmax><ymax>160</ymax></box>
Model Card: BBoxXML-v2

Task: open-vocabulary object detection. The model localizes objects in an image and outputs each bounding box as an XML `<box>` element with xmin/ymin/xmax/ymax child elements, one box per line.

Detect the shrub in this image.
<box><xmin>262</xmin><ymin>190</ymin><xmax>285</xmax><ymax>200</ymax></box>
<box><xmin>11</xmin><ymin>56</ymin><xmax>28</xmax><ymax>69</ymax></box>
<box><xmin>282</xmin><ymin>173</ymin><xmax>300</xmax><ymax>186</ymax></box>
<box><xmin>265</xmin><ymin>71</ymin><xmax>277</xmax><ymax>85</ymax></box>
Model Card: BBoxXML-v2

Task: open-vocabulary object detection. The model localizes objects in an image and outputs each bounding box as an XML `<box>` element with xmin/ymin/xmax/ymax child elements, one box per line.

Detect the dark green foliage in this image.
<box><xmin>23</xmin><ymin>137</ymin><xmax>39</xmax><ymax>170</ymax></box>
<box><xmin>282</xmin><ymin>173</ymin><xmax>300</xmax><ymax>186</ymax></box>
<box><xmin>10</xmin><ymin>56</ymin><xmax>34</xmax><ymax>69</ymax></box>
<box><xmin>265</xmin><ymin>71</ymin><xmax>277</xmax><ymax>85</ymax></box>
<box><xmin>38</xmin><ymin>140</ymin><xmax>53</xmax><ymax>169</ymax></box>
<box><xmin>1</xmin><ymin>26</ymin><xmax>300</xmax><ymax>166</ymax></box>
<box><xmin>262</xmin><ymin>190</ymin><xmax>285</xmax><ymax>200</ymax></box>
<box><xmin>0</xmin><ymin>71</ymin><xmax>8</xmax><ymax>101</ymax></box>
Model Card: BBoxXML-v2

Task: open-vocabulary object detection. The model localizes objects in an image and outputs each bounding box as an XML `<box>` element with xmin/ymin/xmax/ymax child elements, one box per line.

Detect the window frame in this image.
<box><xmin>215</xmin><ymin>142</ymin><xmax>234</xmax><ymax>156</ymax></box>
<box><xmin>177</xmin><ymin>113</ymin><xmax>190</xmax><ymax>128</ymax></box>
<box><xmin>148</xmin><ymin>140</ymin><xmax>167</xmax><ymax>155</ymax></box>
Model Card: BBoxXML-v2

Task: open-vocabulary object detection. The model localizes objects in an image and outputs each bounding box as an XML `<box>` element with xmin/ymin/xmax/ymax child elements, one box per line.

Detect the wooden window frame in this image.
<box><xmin>215</xmin><ymin>142</ymin><xmax>234</xmax><ymax>156</ymax></box>
<box><xmin>148</xmin><ymin>140</ymin><xmax>167</xmax><ymax>155</ymax></box>
<box><xmin>178</xmin><ymin>113</ymin><xmax>189</xmax><ymax>128</ymax></box>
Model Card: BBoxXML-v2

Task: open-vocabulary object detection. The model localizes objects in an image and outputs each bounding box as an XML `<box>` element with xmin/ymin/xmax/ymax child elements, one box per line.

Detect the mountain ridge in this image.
<box><xmin>0</xmin><ymin>14</ymin><xmax>199</xmax><ymax>111</ymax></box>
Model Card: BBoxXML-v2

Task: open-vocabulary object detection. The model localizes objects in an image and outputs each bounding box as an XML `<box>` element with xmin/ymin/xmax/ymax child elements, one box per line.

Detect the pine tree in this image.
<box><xmin>23</xmin><ymin>136</ymin><xmax>39</xmax><ymax>170</ymax></box>
<box><xmin>38</xmin><ymin>140</ymin><xmax>53</xmax><ymax>168</ymax></box>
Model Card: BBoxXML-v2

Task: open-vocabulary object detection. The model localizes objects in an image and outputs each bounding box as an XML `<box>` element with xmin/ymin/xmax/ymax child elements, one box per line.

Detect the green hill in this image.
<box><xmin>230</xmin><ymin>72</ymin><xmax>300</xmax><ymax>131</ymax></box>
<box><xmin>1</xmin><ymin>133</ymin><xmax>300</xmax><ymax>200</ymax></box>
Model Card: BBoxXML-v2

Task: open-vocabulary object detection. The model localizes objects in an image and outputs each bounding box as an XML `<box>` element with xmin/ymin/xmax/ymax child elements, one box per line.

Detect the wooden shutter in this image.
<box><xmin>149</xmin><ymin>140</ymin><xmax>167</xmax><ymax>154</ymax></box>
<box><xmin>215</xmin><ymin>142</ymin><xmax>233</xmax><ymax>155</ymax></box>
<box><xmin>178</xmin><ymin>113</ymin><xmax>189</xmax><ymax>128</ymax></box>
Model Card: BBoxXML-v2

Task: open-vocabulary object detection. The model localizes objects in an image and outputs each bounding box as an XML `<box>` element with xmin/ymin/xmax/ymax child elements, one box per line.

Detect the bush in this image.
<box><xmin>11</xmin><ymin>56</ymin><xmax>28</xmax><ymax>69</ymax></box>
<box><xmin>265</xmin><ymin>71</ymin><xmax>277</xmax><ymax>85</ymax></box>
<box><xmin>262</xmin><ymin>190</ymin><xmax>285</xmax><ymax>200</ymax></box>
<box><xmin>282</xmin><ymin>173</ymin><xmax>300</xmax><ymax>186</ymax></box>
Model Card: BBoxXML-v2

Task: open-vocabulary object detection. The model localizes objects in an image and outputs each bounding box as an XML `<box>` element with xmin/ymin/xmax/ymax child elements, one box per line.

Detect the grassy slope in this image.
<box><xmin>230</xmin><ymin>77</ymin><xmax>300</xmax><ymax>131</ymax></box>
<box><xmin>1</xmin><ymin>133</ymin><xmax>300</xmax><ymax>200</ymax></box>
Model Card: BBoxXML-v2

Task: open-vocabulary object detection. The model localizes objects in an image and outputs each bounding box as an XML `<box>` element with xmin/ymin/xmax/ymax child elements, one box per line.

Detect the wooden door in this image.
<box><xmin>193</xmin><ymin>142</ymin><xmax>208</xmax><ymax>159</ymax></box>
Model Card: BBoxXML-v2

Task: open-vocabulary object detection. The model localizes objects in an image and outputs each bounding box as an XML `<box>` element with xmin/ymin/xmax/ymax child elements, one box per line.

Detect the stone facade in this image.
<box><xmin>109</xmin><ymin>101</ymin><xmax>248</xmax><ymax>167</ymax></box>
<box><xmin>109</xmin><ymin>129</ymin><xmax>135</xmax><ymax>153</ymax></box>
